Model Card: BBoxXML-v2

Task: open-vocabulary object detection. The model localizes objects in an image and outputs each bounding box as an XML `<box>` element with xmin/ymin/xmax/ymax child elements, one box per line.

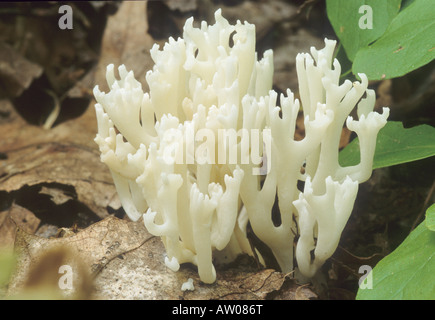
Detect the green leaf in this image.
<box><xmin>356</xmin><ymin>218</ymin><xmax>435</xmax><ymax>299</ymax></box>
<box><xmin>326</xmin><ymin>0</ymin><xmax>401</xmax><ymax>61</ymax></box>
<box><xmin>339</xmin><ymin>121</ymin><xmax>435</xmax><ymax>169</ymax></box>
<box><xmin>426</xmin><ymin>204</ymin><xmax>435</xmax><ymax>232</ymax></box>
<box><xmin>353</xmin><ymin>0</ymin><xmax>435</xmax><ymax>79</ymax></box>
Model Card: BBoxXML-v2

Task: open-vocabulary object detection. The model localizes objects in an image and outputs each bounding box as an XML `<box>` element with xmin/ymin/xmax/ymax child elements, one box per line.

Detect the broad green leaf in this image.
<box><xmin>356</xmin><ymin>219</ymin><xmax>435</xmax><ymax>299</ymax></box>
<box><xmin>353</xmin><ymin>0</ymin><xmax>435</xmax><ymax>79</ymax></box>
<box><xmin>339</xmin><ymin>121</ymin><xmax>435</xmax><ymax>169</ymax></box>
<box><xmin>326</xmin><ymin>0</ymin><xmax>401</xmax><ymax>61</ymax></box>
<box><xmin>426</xmin><ymin>204</ymin><xmax>435</xmax><ymax>232</ymax></box>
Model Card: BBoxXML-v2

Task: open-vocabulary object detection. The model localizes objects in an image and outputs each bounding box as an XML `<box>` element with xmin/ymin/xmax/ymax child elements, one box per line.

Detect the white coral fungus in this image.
<box><xmin>93</xmin><ymin>9</ymin><xmax>389</xmax><ymax>283</ymax></box>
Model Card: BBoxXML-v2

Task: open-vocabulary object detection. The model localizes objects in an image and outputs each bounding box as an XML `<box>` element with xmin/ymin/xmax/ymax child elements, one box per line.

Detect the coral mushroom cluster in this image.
<box><xmin>93</xmin><ymin>10</ymin><xmax>389</xmax><ymax>283</ymax></box>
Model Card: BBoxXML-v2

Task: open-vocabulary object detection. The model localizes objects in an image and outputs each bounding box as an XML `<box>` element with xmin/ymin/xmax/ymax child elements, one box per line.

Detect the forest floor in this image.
<box><xmin>0</xmin><ymin>0</ymin><xmax>434</xmax><ymax>300</ymax></box>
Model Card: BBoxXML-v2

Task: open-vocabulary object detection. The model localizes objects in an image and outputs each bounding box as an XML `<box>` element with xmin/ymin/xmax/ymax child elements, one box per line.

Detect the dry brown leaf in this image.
<box><xmin>0</xmin><ymin>98</ymin><xmax>119</xmax><ymax>220</ymax></box>
<box><xmin>0</xmin><ymin>203</ymin><xmax>40</xmax><ymax>248</ymax></box>
<box><xmin>221</xmin><ymin>0</ymin><xmax>298</xmax><ymax>39</ymax></box>
<box><xmin>95</xmin><ymin>240</ymin><xmax>310</xmax><ymax>300</ymax></box>
<box><xmin>95</xmin><ymin>0</ymin><xmax>155</xmax><ymax>93</ymax></box>
<box><xmin>39</xmin><ymin>185</ymin><xmax>74</xmax><ymax>205</ymax></box>
<box><xmin>6</xmin><ymin>215</ymin><xmax>311</xmax><ymax>300</ymax></box>
<box><xmin>273</xmin><ymin>28</ymin><xmax>324</xmax><ymax>95</ymax></box>
<box><xmin>271</xmin><ymin>279</ymin><xmax>317</xmax><ymax>300</ymax></box>
<box><xmin>7</xmin><ymin>216</ymin><xmax>150</xmax><ymax>297</ymax></box>
<box><xmin>294</xmin><ymin>283</ymin><xmax>318</xmax><ymax>300</ymax></box>
<box><xmin>163</xmin><ymin>0</ymin><xmax>198</xmax><ymax>12</ymax></box>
